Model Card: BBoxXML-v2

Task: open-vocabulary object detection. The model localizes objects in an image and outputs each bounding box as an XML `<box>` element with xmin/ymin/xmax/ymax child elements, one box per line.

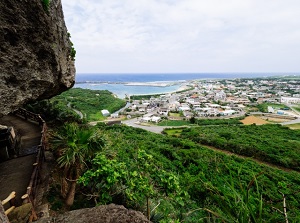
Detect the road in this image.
<box><xmin>67</xmin><ymin>102</ymin><xmax>84</xmax><ymax>119</ymax></box>
<box><xmin>281</xmin><ymin>118</ymin><xmax>300</xmax><ymax>125</ymax></box>
<box><xmin>122</xmin><ymin>118</ymin><xmax>167</xmax><ymax>134</ymax></box>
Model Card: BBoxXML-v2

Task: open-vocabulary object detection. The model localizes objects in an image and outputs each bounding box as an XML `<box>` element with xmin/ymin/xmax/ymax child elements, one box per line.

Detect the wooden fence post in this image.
<box><xmin>0</xmin><ymin>203</ymin><xmax>10</xmax><ymax>223</ymax></box>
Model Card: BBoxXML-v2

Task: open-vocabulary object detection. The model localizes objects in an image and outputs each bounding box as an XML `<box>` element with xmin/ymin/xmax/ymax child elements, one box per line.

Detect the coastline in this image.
<box><xmin>76</xmin><ymin>80</ymin><xmax>186</xmax><ymax>87</ymax></box>
<box><xmin>74</xmin><ymin>82</ymin><xmax>183</xmax><ymax>99</ymax></box>
<box><xmin>74</xmin><ymin>81</ymin><xmax>191</xmax><ymax>99</ymax></box>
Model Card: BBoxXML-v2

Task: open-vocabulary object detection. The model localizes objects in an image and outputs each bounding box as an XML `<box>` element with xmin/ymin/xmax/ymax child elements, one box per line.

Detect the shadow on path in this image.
<box><xmin>0</xmin><ymin>114</ymin><xmax>41</xmax><ymax>206</ymax></box>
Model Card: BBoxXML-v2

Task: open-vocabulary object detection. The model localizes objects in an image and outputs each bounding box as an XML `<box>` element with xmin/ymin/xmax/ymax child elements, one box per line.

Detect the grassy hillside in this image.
<box><xmin>55</xmin><ymin>124</ymin><xmax>300</xmax><ymax>222</ymax></box>
<box><xmin>26</xmin><ymin>88</ymin><xmax>126</xmax><ymax>122</ymax></box>
<box><xmin>53</xmin><ymin>88</ymin><xmax>126</xmax><ymax>121</ymax></box>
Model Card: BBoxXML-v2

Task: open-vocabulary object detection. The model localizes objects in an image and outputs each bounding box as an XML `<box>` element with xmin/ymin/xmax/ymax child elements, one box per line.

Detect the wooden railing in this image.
<box><xmin>14</xmin><ymin>108</ymin><xmax>45</xmax><ymax>126</ymax></box>
<box><xmin>0</xmin><ymin>202</ymin><xmax>10</xmax><ymax>223</ymax></box>
<box><xmin>14</xmin><ymin>108</ymin><xmax>48</xmax><ymax>221</ymax></box>
<box><xmin>1</xmin><ymin>191</ymin><xmax>16</xmax><ymax>216</ymax></box>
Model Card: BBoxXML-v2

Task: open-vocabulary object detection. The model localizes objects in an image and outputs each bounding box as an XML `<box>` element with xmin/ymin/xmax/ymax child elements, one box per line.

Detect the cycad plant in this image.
<box><xmin>51</xmin><ymin>123</ymin><xmax>105</xmax><ymax>207</ymax></box>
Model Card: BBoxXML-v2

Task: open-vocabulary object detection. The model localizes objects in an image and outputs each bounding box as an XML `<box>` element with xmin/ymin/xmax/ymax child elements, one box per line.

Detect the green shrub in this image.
<box><xmin>41</xmin><ymin>0</ymin><xmax>50</xmax><ymax>12</ymax></box>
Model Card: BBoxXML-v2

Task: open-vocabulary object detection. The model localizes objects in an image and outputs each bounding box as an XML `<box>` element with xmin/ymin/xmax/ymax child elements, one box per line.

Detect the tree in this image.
<box><xmin>190</xmin><ymin>116</ymin><xmax>196</xmax><ymax>124</ymax></box>
<box><xmin>51</xmin><ymin>123</ymin><xmax>105</xmax><ymax>207</ymax></box>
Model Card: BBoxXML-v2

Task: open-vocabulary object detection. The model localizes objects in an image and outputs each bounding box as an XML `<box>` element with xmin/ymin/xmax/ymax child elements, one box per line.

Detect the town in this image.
<box><xmin>114</xmin><ymin>77</ymin><xmax>300</xmax><ymax>125</ymax></box>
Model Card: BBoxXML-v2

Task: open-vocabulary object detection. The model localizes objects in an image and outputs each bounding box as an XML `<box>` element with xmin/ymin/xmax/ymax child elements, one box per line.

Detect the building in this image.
<box><xmin>101</xmin><ymin>109</ymin><xmax>110</xmax><ymax>116</ymax></box>
<box><xmin>281</xmin><ymin>97</ymin><xmax>300</xmax><ymax>104</ymax></box>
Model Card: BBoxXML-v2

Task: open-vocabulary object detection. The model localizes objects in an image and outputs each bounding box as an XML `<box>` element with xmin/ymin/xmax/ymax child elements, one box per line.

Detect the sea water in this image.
<box><xmin>74</xmin><ymin>82</ymin><xmax>182</xmax><ymax>99</ymax></box>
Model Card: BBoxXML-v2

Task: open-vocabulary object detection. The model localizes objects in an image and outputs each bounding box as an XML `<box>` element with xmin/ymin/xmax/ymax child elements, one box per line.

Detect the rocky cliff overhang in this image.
<box><xmin>0</xmin><ymin>0</ymin><xmax>75</xmax><ymax>116</ymax></box>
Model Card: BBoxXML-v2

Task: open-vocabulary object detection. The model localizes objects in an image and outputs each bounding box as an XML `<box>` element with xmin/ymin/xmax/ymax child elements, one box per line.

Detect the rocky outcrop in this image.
<box><xmin>36</xmin><ymin>204</ymin><xmax>151</xmax><ymax>223</ymax></box>
<box><xmin>0</xmin><ymin>0</ymin><xmax>75</xmax><ymax>116</ymax></box>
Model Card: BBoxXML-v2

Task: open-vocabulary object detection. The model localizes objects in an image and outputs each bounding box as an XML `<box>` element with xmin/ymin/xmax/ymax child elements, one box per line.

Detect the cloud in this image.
<box><xmin>62</xmin><ymin>0</ymin><xmax>300</xmax><ymax>73</ymax></box>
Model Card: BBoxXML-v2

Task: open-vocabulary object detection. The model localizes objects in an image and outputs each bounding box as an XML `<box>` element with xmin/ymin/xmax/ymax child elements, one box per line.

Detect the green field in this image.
<box><xmin>294</xmin><ymin>106</ymin><xmax>300</xmax><ymax>112</ymax></box>
<box><xmin>257</xmin><ymin>102</ymin><xmax>289</xmax><ymax>112</ymax></box>
<box><xmin>158</xmin><ymin>120</ymin><xmax>191</xmax><ymax>126</ymax></box>
<box><xmin>163</xmin><ymin>128</ymin><xmax>184</xmax><ymax>136</ymax></box>
<box><xmin>286</xmin><ymin>123</ymin><xmax>300</xmax><ymax>129</ymax></box>
<box><xmin>168</xmin><ymin>112</ymin><xmax>181</xmax><ymax>117</ymax></box>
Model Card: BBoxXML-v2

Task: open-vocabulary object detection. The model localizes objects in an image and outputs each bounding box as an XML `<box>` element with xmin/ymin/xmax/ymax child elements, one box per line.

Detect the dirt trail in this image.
<box><xmin>201</xmin><ymin>144</ymin><xmax>295</xmax><ymax>173</ymax></box>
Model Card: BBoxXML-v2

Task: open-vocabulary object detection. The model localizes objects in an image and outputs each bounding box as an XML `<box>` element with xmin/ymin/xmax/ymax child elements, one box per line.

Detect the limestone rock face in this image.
<box><xmin>36</xmin><ymin>204</ymin><xmax>151</xmax><ymax>223</ymax></box>
<box><xmin>0</xmin><ymin>0</ymin><xmax>75</xmax><ymax>116</ymax></box>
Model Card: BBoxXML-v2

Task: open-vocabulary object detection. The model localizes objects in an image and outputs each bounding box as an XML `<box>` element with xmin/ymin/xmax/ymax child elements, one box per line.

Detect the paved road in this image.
<box><xmin>122</xmin><ymin>118</ymin><xmax>167</xmax><ymax>134</ymax></box>
<box><xmin>67</xmin><ymin>102</ymin><xmax>84</xmax><ymax>119</ymax></box>
<box><xmin>281</xmin><ymin>118</ymin><xmax>300</xmax><ymax>125</ymax></box>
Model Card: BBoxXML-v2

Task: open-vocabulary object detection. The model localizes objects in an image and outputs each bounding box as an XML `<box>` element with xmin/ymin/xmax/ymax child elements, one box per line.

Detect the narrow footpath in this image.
<box><xmin>0</xmin><ymin>114</ymin><xmax>41</xmax><ymax>205</ymax></box>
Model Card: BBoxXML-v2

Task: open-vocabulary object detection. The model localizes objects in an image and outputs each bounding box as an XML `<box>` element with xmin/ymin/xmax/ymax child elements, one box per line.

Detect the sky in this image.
<box><xmin>61</xmin><ymin>0</ymin><xmax>300</xmax><ymax>74</ymax></box>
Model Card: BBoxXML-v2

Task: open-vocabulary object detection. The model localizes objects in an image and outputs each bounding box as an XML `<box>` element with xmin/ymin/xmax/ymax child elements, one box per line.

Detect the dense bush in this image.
<box><xmin>180</xmin><ymin>124</ymin><xmax>300</xmax><ymax>170</ymax></box>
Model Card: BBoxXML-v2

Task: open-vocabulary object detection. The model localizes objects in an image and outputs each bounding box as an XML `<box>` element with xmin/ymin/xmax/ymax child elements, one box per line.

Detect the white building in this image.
<box><xmin>101</xmin><ymin>109</ymin><xmax>110</xmax><ymax>116</ymax></box>
<box><xmin>267</xmin><ymin>106</ymin><xmax>274</xmax><ymax>113</ymax></box>
<box><xmin>220</xmin><ymin>110</ymin><xmax>236</xmax><ymax>116</ymax></box>
<box><xmin>281</xmin><ymin>97</ymin><xmax>300</xmax><ymax>104</ymax></box>
<box><xmin>111</xmin><ymin>113</ymin><xmax>119</xmax><ymax>118</ymax></box>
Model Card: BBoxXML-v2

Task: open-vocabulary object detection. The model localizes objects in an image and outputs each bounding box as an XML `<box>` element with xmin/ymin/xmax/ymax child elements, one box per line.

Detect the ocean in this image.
<box><xmin>74</xmin><ymin>73</ymin><xmax>298</xmax><ymax>98</ymax></box>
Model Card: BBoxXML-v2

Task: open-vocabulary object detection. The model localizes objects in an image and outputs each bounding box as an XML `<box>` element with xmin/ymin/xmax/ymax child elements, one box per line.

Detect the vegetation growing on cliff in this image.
<box><xmin>41</xmin><ymin>0</ymin><xmax>50</xmax><ymax>12</ymax></box>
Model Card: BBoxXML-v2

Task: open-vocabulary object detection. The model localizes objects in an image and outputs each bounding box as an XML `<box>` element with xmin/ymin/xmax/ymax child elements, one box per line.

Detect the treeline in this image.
<box><xmin>180</xmin><ymin>124</ymin><xmax>300</xmax><ymax>170</ymax></box>
<box><xmin>130</xmin><ymin>94</ymin><xmax>160</xmax><ymax>100</ymax></box>
<box><xmin>194</xmin><ymin>117</ymin><xmax>243</xmax><ymax>125</ymax></box>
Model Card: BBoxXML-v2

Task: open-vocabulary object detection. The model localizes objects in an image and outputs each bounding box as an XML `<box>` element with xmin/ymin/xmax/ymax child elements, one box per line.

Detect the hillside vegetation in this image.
<box><xmin>26</xmin><ymin>88</ymin><xmax>126</xmax><ymax>122</ymax></box>
<box><xmin>178</xmin><ymin>124</ymin><xmax>300</xmax><ymax>171</ymax></box>
<box><xmin>43</xmin><ymin>88</ymin><xmax>300</xmax><ymax>222</ymax></box>
<box><xmin>49</xmin><ymin>122</ymin><xmax>300</xmax><ymax>222</ymax></box>
<box><xmin>56</xmin><ymin>88</ymin><xmax>126</xmax><ymax>121</ymax></box>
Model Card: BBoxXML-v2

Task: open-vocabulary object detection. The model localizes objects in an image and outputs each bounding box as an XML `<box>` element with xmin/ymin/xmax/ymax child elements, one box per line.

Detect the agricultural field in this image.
<box><xmin>240</xmin><ymin>115</ymin><xmax>269</xmax><ymax>125</ymax></box>
<box><xmin>179</xmin><ymin>124</ymin><xmax>300</xmax><ymax>171</ymax></box>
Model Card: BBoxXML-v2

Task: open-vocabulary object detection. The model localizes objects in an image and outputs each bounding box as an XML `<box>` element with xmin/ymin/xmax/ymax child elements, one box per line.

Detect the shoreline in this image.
<box><xmin>76</xmin><ymin>80</ymin><xmax>186</xmax><ymax>87</ymax></box>
<box><xmin>130</xmin><ymin>84</ymin><xmax>192</xmax><ymax>97</ymax></box>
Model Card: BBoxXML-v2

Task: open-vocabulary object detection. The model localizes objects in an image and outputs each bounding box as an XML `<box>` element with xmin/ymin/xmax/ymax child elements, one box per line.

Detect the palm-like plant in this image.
<box><xmin>51</xmin><ymin>123</ymin><xmax>105</xmax><ymax>207</ymax></box>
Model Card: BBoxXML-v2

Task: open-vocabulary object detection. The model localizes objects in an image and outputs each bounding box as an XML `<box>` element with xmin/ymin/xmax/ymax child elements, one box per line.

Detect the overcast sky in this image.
<box><xmin>62</xmin><ymin>0</ymin><xmax>300</xmax><ymax>74</ymax></box>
